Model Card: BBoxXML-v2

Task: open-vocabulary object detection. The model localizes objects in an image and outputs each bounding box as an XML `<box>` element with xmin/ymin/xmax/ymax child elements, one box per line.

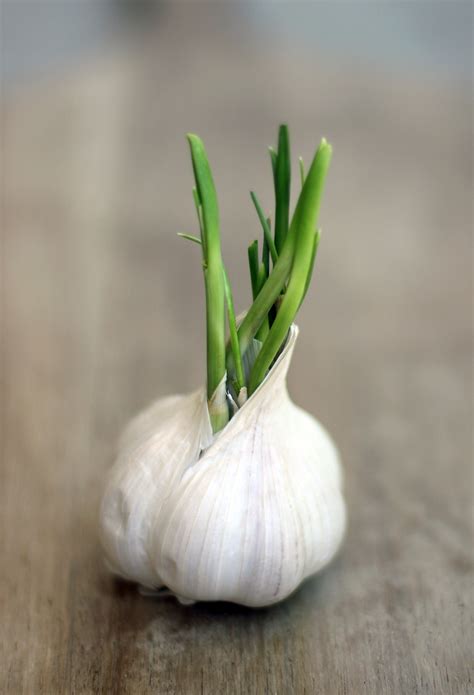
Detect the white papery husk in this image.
<box><xmin>99</xmin><ymin>324</ymin><xmax>346</xmax><ymax>607</ymax></box>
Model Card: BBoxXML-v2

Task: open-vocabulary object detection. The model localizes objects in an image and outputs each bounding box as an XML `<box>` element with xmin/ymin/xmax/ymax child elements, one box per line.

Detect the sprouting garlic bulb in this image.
<box><xmin>99</xmin><ymin>325</ymin><xmax>346</xmax><ymax>607</ymax></box>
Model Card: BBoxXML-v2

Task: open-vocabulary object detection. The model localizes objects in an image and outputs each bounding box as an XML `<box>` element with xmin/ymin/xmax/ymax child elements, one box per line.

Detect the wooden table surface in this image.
<box><xmin>2</xmin><ymin>6</ymin><xmax>472</xmax><ymax>694</ymax></box>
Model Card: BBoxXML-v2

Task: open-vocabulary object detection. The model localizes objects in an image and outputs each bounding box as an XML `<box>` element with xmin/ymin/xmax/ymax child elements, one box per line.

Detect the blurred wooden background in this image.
<box><xmin>2</xmin><ymin>3</ymin><xmax>472</xmax><ymax>693</ymax></box>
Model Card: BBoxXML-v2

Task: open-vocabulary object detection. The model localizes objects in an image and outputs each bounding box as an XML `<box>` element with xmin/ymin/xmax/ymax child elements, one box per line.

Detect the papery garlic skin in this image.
<box><xmin>99</xmin><ymin>325</ymin><xmax>346</xmax><ymax>606</ymax></box>
<box><xmin>99</xmin><ymin>390</ymin><xmax>213</xmax><ymax>587</ymax></box>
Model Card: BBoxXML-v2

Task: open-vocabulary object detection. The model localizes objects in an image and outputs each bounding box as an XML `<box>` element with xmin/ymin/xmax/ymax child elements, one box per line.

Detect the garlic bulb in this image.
<box><xmin>99</xmin><ymin>324</ymin><xmax>346</xmax><ymax>607</ymax></box>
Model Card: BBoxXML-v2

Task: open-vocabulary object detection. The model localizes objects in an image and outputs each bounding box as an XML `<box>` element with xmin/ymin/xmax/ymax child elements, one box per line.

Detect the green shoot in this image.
<box><xmin>247</xmin><ymin>139</ymin><xmax>332</xmax><ymax>394</ymax></box>
<box><xmin>247</xmin><ymin>241</ymin><xmax>269</xmax><ymax>342</ymax></box>
<box><xmin>274</xmin><ymin>125</ymin><xmax>291</xmax><ymax>254</ymax></box>
<box><xmin>187</xmin><ymin>134</ymin><xmax>227</xmax><ymax>432</ymax></box>
<box><xmin>177</xmin><ymin>232</ymin><xmax>201</xmax><ymax>245</ymax></box>
<box><xmin>301</xmin><ymin>229</ymin><xmax>320</xmax><ymax>306</ymax></box>
<box><xmin>248</xmin><ymin>240</ymin><xmax>260</xmax><ymax>299</ymax></box>
<box><xmin>256</xmin><ymin>264</ymin><xmax>269</xmax><ymax>341</ymax></box>
<box><xmin>223</xmin><ymin>271</ymin><xmax>245</xmax><ymax>395</ymax></box>
<box><xmin>262</xmin><ymin>229</ymin><xmax>270</xmax><ymax>278</ymax></box>
<box><xmin>178</xmin><ymin>235</ymin><xmax>245</xmax><ymax>398</ymax></box>
<box><xmin>250</xmin><ymin>192</ymin><xmax>278</xmax><ymax>265</ymax></box>
<box><xmin>299</xmin><ymin>157</ymin><xmax>306</xmax><ymax>187</ymax></box>
<box><xmin>269</xmin><ymin>146</ymin><xmax>277</xmax><ymax>179</ymax></box>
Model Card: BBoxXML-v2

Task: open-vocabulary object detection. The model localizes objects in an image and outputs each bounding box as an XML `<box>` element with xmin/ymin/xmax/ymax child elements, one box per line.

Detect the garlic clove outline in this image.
<box><xmin>99</xmin><ymin>388</ymin><xmax>212</xmax><ymax>587</ymax></box>
<box><xmin>148</xmin><ymin>324</ymin><xmax>345</xmax><ymax>606</ymax></box>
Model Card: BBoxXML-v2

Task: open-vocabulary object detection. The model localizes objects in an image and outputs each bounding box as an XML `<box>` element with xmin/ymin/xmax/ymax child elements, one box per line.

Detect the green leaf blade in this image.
<box><xmin>187</xmin><ymin>134</ymin><xmax>227</xmax><ymax>430</ymax></box>
<box><xmin>274</xmin><ymin>124</ymin><xmax>291</xmax><ymax>254</ymax></box>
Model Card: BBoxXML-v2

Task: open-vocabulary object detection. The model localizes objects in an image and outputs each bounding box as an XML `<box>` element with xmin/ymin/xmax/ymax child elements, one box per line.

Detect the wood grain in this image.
<box><xmin>2</xmin><ymin>6</ymin><xmax>472</xmax><ymax>693</ymax></box>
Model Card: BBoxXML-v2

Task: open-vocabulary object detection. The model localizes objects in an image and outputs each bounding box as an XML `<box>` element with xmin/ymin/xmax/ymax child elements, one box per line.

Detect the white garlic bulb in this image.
<box><xmin>99</xmin><ymin>325</ymin><xmax>346</xmax><ymax>607</ymax></box>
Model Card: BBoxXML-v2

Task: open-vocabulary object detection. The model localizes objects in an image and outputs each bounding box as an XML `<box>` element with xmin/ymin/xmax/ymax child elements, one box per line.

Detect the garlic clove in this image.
<box><xmin>147</xmin><ymin>325</ymin><xmax>346</xmax><ymax>606</ymax></box>
<box><xmin>99</xmin><ymin>388</ymin><xmax>212</xmax><ymax>587</ymax></box>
